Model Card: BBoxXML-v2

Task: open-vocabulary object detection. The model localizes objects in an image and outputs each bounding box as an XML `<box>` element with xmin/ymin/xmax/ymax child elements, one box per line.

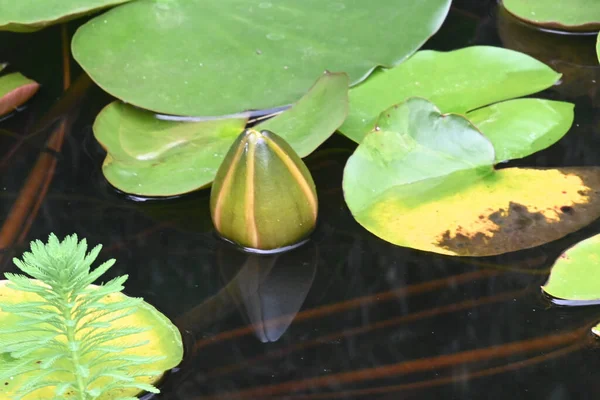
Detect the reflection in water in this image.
<box><xmin>219</xmin><ymin>241</ymin><xmax>318</xmax><ymax>343</ymax></box>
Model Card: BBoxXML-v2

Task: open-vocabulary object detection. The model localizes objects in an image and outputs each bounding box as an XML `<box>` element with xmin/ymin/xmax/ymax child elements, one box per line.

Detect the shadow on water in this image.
<box><xmin>3</xmin><ymin>1</ymin><xmax>600</xmax><ymax>399</ymax></box>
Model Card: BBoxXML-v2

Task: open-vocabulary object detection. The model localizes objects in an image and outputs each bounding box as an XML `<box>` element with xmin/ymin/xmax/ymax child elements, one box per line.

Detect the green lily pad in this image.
<box><xmin>0</xmin><ymin>0</ymin><xmax>134</xmax><ymax>32</ymax></box>
<box><xmin>343</xmin><ymin>98</ymin><xmax>600</xmax><ymax>256</ymax></box>
<box><xmin>340</xmin><ymin>46</ymin><xmax>562</xmax><ymax>143</ymax></box>
<box><xmin>94</xmin><ymin>104</ymin><xmax>248</xmax><ymax>197</ymax></box>
<box><xmin>0</xmin><ymin>72</ymin><xmax>39</xmax><ymax>117</ymax></box>
<box><xmin>0</xmin><ymin>280</ymin><xmax>183</xmax><ymax>399</ymax></box>
<box><xmin>542</xmin><ymin>234</ymin><xmax>600</xmax><ymax>302</ymax></box>
<box><xmin>94</xmin><ymin>72</ymin><xmax>348</xmax><ymax>196</ymax></box>
<box><xmin>503</xmin><ymin>0</ymin><xmax>600</xmax><ymax>32</ymax></box>
<box><xmin>466</xmin><ymin>99</ymin><xmax>574</xmax><ymax>163</ymax></box>
<box><xmin>72</xmin><ymin>0</ymin><xmax>451</xmax><ymax>116</ymax></box>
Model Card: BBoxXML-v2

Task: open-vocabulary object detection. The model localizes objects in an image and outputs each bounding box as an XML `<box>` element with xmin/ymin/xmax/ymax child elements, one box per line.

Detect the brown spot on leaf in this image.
<box><xmin>560</xmin><ymin>206</ymin><xmax>574</xmax><ymax>214</ymax></box>
<box><xmin>436</xmin><ymin>168</ymin><xmax>600</xmax><ymax>256</ymax></box>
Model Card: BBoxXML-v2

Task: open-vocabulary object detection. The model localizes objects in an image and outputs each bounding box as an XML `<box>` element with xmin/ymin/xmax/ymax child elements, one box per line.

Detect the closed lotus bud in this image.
<box><xmin>210</xmin><ymin>129</ymin><xmax>318</xmax><ymax>250</ymax></box>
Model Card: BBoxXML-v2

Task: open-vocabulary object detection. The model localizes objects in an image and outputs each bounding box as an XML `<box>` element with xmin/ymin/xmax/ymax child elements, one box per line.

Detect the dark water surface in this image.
<box><xmin>2</xmin><ymin>0</ymin><xmax>600</xmax><ymax>398</ymax></box>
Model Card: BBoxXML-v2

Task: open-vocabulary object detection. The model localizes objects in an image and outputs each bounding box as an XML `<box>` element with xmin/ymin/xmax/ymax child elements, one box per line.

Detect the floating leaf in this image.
<box><xmin>340</xmin><ymin>46</ymin><xmax>562</xmax><ymax>143</ymax></box>
<box><xmin>0</xmin><ymin>72</ymin><xmax>39</xmax><ymax>117</ymax></box>
<box><xmin>542</xmin><ymin>234</ymin><xmax>600</xmax><ymax>302</ymax></box>
<box><xmin>94</xmin><ymin>104</ymin><xmax>247</xmax><ymax>197</ymax></box>
<box><xmin>72</xmin><ymin>0</ymin><xmax>451</xmax><ymax>116</ymax></box>
<box><xmin>94</xmin><ymin>72</ymin><xmax>348</xmax><ymax>196</ymax></box>
<box><xmin>466</xmin><ymin>99</ymin><xmax>574</xmax><ymax>163</ymax></box>
<box><xmin>0</xmin><ymin>281</ymin><xmax>183</xmax><ymax>399</ymax></box>
<box><xmin>0</xmin><ymin>0</ymin><xmax>134</xmax><ymax>32</ymax></box>
<box><xmin>503</xmin><ymin>0</ymin><xmax>600</xmax><ymax>32</ymax></box>
<box><xmin>343</xmin><ymin>98</ymin><xmax>600</xmax><ymax>256</ymax></box>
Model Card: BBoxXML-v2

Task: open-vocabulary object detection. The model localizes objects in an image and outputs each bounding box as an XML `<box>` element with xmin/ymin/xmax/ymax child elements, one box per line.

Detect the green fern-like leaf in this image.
<box><xmin>0</xmin><ymin>233</ymin><xmax>163</xmax><ymax>400</ymax></box>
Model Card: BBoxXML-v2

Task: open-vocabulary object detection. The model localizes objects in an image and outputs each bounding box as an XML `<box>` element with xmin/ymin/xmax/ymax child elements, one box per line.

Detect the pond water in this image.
<box><xmin>2</xmin><ymin>0</ymin><xmax>600</xmax><ymax>398</ymax></box>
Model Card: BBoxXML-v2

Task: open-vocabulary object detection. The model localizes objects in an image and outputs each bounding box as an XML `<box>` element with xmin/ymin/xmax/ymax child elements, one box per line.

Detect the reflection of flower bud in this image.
<box><xmin>210</xmin><ymin>129</ymin><xmax>318</xmax><ymax>250</ymax></box>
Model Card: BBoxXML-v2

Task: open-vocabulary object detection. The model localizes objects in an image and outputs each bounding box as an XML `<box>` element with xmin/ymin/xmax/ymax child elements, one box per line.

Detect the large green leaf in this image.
<box><xmin>94</xmin><ymin>72</ymin><xmax>348</xmax><ymax>196</ymax></box>
<box><xmin>72</xmin><ymin>0</ymin><xmax>450</xmax><ymax>116</ymax></box>
<box><xmin>0</xmin><ymin>0</ymin><xmax>133</xmax><ymax>32</ymax></box>
<box><xmin>503</xmin><ymin>0</ymin><xmax>600</xmax><ymax>32</ymax></box>
<box><xmin>466</xmin><ymin>99</ymin><xmax>574</xmax><ymax>163</ymax></box>
<box><xmin>340</xmin><ymin>46</ymin><xmax>562</xmax><ymax>143</ymax></box>
<box><xmin>0</xmin><ymin>72</ymin><xmax>39</xmax><ymax>117</ymax></box>
<box><xmin>542</xmin><ymin>234</ymin><xmax>600</xmax><ymax>302</ymax></box>
<box><xmin>343</xmin><ymin>98</ymin><xmax>600</xmax><ymax>256</ymax></box>
<box><xmin>0</xmin><ymin>280</ymin><xmax>183</xmax><ymax>399</ymax></box>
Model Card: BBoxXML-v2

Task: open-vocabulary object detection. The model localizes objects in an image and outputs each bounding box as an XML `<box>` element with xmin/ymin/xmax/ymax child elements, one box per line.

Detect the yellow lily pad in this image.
<box><xmin>0</xmin><ymin>280</ymin><xmax>183</xmax><ymax>399</ymax></box>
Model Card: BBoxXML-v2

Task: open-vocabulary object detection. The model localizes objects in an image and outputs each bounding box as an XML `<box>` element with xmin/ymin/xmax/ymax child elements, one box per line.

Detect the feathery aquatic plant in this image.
<box><xmin>0</xmin><ymin>233</ymin><xmax>164</xmax><ymax>399</ymax></box>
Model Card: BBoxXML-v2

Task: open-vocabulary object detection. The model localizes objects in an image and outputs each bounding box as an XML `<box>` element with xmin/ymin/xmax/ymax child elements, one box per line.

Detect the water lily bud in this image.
<box><xmin>210</xmin><ymin>129</ymin><xmax>318</xmax><ymax>250</ymax></box>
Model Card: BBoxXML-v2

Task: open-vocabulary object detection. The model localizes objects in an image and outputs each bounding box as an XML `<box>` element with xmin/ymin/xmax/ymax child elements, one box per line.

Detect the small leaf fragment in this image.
<box><xmin>503</xmin><ymin>0</ymin><xmax>600</xmax><ymax>32</ymax></box>
<box><xmin>0</xmin><ymin>72</ymin><xmax>39</xmax><ymax>117</ymax></box>
<box><xmin>542</xmin><ymin>233</ymin><xmax>600</xmax><ymax>301</ymax></box>
<box><xmin>597</xmin><ymin>32</ymin><xmax>600</xmax><ymax>64</ymax></box>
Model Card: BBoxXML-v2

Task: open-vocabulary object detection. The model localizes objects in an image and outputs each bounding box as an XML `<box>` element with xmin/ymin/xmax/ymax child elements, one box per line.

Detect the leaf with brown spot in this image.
<box><xmin>0</xmin><ymin>72</ymin><xmax>39</xmax><ymax>117</ymax></box>
<box><xmin>343</xmin><ymin>98</ymin><xmax>600</xmax><ymax>256</ymax></box>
